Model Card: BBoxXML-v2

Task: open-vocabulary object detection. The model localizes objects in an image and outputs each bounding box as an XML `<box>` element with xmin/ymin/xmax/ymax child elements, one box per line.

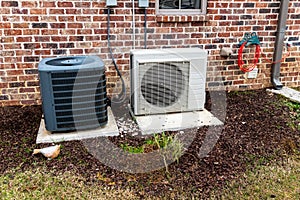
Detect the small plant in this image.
<box><xmin>120</xmin><ymin>144</ymin><xmax>144</xmax><ymax>154</ymax></box>
<box><xmin>154</xmin><ymin>132</ymin><xmax>172</xmax><ymax>149</ymax></box>
<box><xmin>120</xmin><ymin>132</ymin><xmax>184</xmax><ymax>171</ymax></box>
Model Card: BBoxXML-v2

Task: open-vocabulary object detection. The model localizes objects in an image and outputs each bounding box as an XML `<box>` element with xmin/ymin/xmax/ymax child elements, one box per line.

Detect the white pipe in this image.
<box><xmin>132</xmin><ymin>0</ymin><xmax>136</xmax><ymax>49</ymax></box>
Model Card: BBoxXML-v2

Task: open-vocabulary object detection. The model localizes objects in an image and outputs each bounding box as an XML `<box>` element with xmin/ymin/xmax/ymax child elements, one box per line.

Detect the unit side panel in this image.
<box><xmin>188</xmin><ymin>58</ymin><xmax>207</xmax><ymax>110</ymax></box>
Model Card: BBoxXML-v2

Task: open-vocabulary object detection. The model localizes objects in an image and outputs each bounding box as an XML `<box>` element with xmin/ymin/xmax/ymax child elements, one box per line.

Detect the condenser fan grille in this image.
<box><xmin>140</xmin><ymin>62</ymin><xmax>188</xmax><ymax>107</ymax></box>
<box><xmin>50</xmin><ymin>70</ymin><xmax>107</xmax><ymax>130</ymax></box>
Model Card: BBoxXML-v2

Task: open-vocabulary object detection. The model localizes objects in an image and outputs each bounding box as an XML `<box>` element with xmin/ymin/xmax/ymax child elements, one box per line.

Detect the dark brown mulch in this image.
<box><xmin>0</xmin><ymin>89</ymin><xmax>299</xmax><ymax>198</ymax></box>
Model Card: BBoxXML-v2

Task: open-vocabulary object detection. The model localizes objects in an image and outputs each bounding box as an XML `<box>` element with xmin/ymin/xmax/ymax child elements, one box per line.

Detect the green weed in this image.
<box><xmin>120</xmin><ymin>143</ymin><xmax>145</xmax><ymax>154</ymax></box>
<box><xmin>120</xmin><ymin>133</ymin><xmax>184</xmax><ymax>173</ymax></box>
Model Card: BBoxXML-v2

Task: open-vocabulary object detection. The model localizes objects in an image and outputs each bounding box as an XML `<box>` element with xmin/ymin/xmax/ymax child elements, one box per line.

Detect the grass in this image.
<box><xmin>0</xmin><ymin>167</ymin><xmax>137</xmax><ymax>200</ymax></box>
<box><xmin>3</xmin><ymin>153</ymin><xmax>299</xmax><ymax>200</ymax></box>
<box><xmin>213</xmin><ymin>152</ymin><xmax>300</xmax><ymax>200</ymax></box>
<box><xmin>282</xmin><ymin>99</ymin><xmax>300</xmax><ymax>131</ymax></box>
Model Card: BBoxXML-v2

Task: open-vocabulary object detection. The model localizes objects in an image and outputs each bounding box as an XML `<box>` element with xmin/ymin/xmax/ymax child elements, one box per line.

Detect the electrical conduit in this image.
<box><xmin>107</xmin><ymin>7</ymin><xmax>126</xmax><ymax>102</ymax></box>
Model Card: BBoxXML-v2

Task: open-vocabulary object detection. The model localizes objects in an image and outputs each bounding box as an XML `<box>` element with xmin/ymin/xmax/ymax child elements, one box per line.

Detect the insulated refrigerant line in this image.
<box><xmin>107</xmin><ymin>7</ymin><xmax>126</xmax><ymax>102</ymax></box>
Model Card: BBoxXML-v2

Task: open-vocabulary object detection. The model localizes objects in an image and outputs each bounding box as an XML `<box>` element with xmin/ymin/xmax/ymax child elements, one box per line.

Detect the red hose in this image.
<box><xmin>238</xmin><ymin>42</ymin><xmax>261</xmax><ymax>72</ymax></box>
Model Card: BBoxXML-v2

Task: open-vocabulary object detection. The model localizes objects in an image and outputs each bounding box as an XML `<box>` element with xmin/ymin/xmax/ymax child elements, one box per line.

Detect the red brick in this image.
<box><xmin>58</xmin><ymin>2</ymin><xmax>73</xmax><ymax>7</ymax></box>
<box><xmin>7</xmin><ymin>70</ymin><xmax>24</xmax><ymax>76</ymax></box>
<box><xmin>49</xmin><ymin>9</ymin><xmax>64</xmax><ymax>15</ymax></box>
<box><xmin>256</xmin><ymin>3</ymin><xmax>268</xmax><ymax>7</ymax></box>
<box><xmin>92</xmin><ymin>2</ymin><xmax>106</xmax><ymax>8</ymax></box>
<box><xmin>2</xmin><ymin>77</ymin><xmax>18</xmax><ymax>82</ymax></box>
<box><xmin>75</xmin><ymin>2</ymin><xmax>91</xmax><ymax>7</ymax></box>
<box><xmin>34</xmin><ymin>50</ymin><xmax>51</xmax><ymax>55</ymax></box>
<box><xmin>34</xmin><ymin>36</ymin><xmax>50</xmax><ymax>42</ymax></box>
<box><xmin>41</xmin><ymin>30</ymin><xmax>58</xmax><ymax>35</ymax></box>
<box><xmin>43</xmin><ymin>2</ymin><xmax>55</xmax><ymax>7</ymax></box>
<box><xmin>0</xmin><ymin>51</ymin><xmax>15</xmax><ymax>56</ymax></box>
<box><xmin>110</xmin><ymin>16</ymin><xmax>125</xmax><ymax>21</ymax></box>
<box><xmin>19</xmin><ymin>87</ymin><xmax>35</xmax><ymax>93</ymax></box>
<box><xmin>26</xmin><ymin>81</ymin><xmax>39</xmax><ymax>87</ymax></box>
<box><xmin>69</xmin><ymin>36</ymin><xmax>84</xmax><ymax>41</ymax></box>
<box><xmin>30</xmin><ymin>9</ymin><xmax>47</xmax><ymax>15</ymax></box>
<box><xmin>4</xmin><ymin>30</ymin><xmax>21</xmax><ymax>36</ymax></box>
<box><xmin>0</xmin><ymin>8</ymin><xmax>10</xmax><ymax>14</ymax></box>
<box><xmin>220</xmin><ymin>9</ymin><xmax>232</xmax><ymax>14</ymax></box>
<box><xmin>76</xmin><ymin>16</ymin><xmax>91</xmax><ymax>22</ymax></box>
<box><xmin>4</xmin><ymin>44</ymin><xmax>22</xmax><ymax>49</ymax></box>
<box><xmin>226</xmin><ymin>27</ymin><xmax>238</xmax><ymax>31</ymax></box>
<box><xmin>16</xmin><ymin>50</ymin><xmax>32</xmax><ymax>56</ymax></box>
<box><xmin>22</xmin><ymin>16</ymin><xmax>39</xmax><ymax>22</ymax></box>
<box><xmin>239</xmin><ymin>26</ymin><xmax>252</xmax><ymax>31</ymax></box>
<box><xmin>0</xmin><ymin>64</ymin><xmax>16</xmax><ymax>69</ymax></box>
<box><xmin>22</xmin><ymin>1</ymin><xmax>37</xmax><ymax>7</ymax></box>
<box><xmin>1</xmin><ymin>1</ymin><xmax>18</xmax><ymax>7</ymax></box>
<box><xmin>16</xmin><ymin>63</ymin><xmax>34</xmax><ymax>69</ymax></box>
<box><xmin>10</xmin><ymin>94</ymin><xmax>28</xmax><ymax>100</ymax></box>
<box><xmin>1</xmin><ymin>100</ymin><xmax>21</xmax><ymax>106</ymax></box>
<box><xmin>21</xmin><ymin>100</ymin><xmax>38</xmax><ymax>105</ymax></box>
<box><xmin>0</xmin><ymin>83</ymin><xmax>9</xmax><ymax>88</ymax></box>
<box><xmin>67</xmin><ymin>23</ymin><xmax>83</xmax><ymax>29</ymax></box>
<box><xmin>12</xmin><ymin>7</ymin><xmax>28</xmax><ymax>14</ymax></box>
<box><xmin>27</xmin><ymin>93</ymin><xmax>40</xmax><ymax>99</ymax></box>
<box><xmin>70</xmin><ymin>49</ymin><xmax>83</xmax><ymax>54</ymax></box>
<box><xmin>50</xmin><ymin>23</ymin><xmax>66</xmax><ymax>29</ymax></box>
<box><xmin>1</xmin><ymin>37</ymin><xmax>13</xmax><ymax>43</ymax></box>
<box><xmin>23</xmin><ymin>29</ymin><xmax>39</xmax><ymax>35</ymax></box>
<box><xmin>58</xmin><ymin>16</ymin><xmax>74</xmax><ymax>21</ymax></box>
<box><xmin>82</xmin><ymin>9</ymin><xmax>99</xmax><ymax>14</ymax></box>
<box><xmin>77</xmin><ymin>29</ymin><xmax>92</xmax><ymax>34</ymax></box>
<box><xmin>51</xmin><ymin>36</ymin><xmax>68</xmax><ymax>42</ymax></box>
<box><xmin>66</xmin><ymin>9</ymin><xmax>81</xmax><ymax>15</ymax></box>
<box><xmin>13</xmin><ymin>23</ymin><xmax>29</xmax><ymax>28</ymax></box>
<box><xmin>218</xmin><ymin>32</ymin><xmax>230</xmax><ymax>37</ymax></box>
<box><xmin>233</xmin><ymin>80</ymin><xmax>245</xmax><ymax>85</ymax></box>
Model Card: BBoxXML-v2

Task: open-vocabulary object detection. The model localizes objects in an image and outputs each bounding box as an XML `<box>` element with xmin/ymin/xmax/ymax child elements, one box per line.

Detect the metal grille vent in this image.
<box><xmin>51</xmin><ymin>70</ymin><xmax>107</xmax><ymax>130</ymax></box>
<box><xmin>140</xmin><ymin>62</ymin><xmax>186</xmax><ymax>107</ymax></box>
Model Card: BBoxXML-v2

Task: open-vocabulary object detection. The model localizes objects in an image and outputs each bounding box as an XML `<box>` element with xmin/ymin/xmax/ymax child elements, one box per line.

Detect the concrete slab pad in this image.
<box><xmin>267</xmin><ymin>87</ymin><xmax>300</xmax><ymax>103</ymax></box>
<box><xmin>134</xmin><ymin>109</ymin><xmax>224</xmax><ymax>135</ymax></box>
<box><xmin>36</xmin><ymin>107</ymin><xmax>119</xmax><ymax>144</ymax></box>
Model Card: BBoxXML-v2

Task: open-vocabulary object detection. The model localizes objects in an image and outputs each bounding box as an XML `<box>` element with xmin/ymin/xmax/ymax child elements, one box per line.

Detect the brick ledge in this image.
<box><xmin>156</xmin><ymin>15</ymin><xmax>209</xmax><ymax>23</ymax></box>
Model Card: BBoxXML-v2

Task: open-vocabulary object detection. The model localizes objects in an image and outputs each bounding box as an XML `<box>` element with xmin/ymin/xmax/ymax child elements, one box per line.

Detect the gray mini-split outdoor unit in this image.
<box><xmin>38</xmin><ymin>56</ymin><xmax>108</xmax><ymax>132</ymax></box>
<box><xmin>130</xmin><ymin>48</ymin><xmax>207</xmax><ymax>116</ymax></box>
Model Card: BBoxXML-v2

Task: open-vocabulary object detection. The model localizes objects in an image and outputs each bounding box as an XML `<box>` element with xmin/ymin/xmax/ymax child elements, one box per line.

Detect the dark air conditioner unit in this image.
<box><xmin>38</xmin><ymin>56</ymin><xmax>108</xmax><ymax>132</ymax></box>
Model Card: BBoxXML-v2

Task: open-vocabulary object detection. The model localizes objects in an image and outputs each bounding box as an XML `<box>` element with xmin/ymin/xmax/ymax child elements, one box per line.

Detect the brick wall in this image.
<box><xmin>0</xmin><ymin>0</ymin><xmax>299</xmax><ymax>106</ymax></box>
